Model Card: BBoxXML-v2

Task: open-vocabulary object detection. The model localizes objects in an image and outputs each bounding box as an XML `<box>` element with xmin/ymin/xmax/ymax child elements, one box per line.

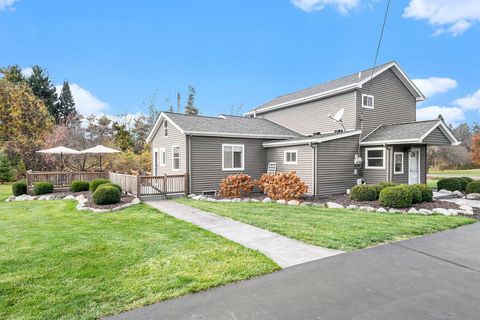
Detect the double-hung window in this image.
<box><xmin>164</xmin><ymin>121</ymin><xmax>168</xmax><ymax>137</ymax></box>
<box><xmin>284</xmin><ymin>150</ymin><xmax>298</xmax><ymax>164</ymax></box>
<box><xmin>159</xmin><ymin>147</ymin><xmax>166</xmax><ymax>167</ymax></box>
<box><xmin>222</xmin><ymin>144</ymin><xmax>244</xmax><ymax>171</ymax></box>
<box><xmin>172</xmin><ymin>145</ymin><xmax>180</xmax><ymax>170</ymax></box>
<box><xmin>362</xmin><ymin>94</ymin><xmax>374</xmax><ymax>109</ymax></box>
<box><xmin>153</xmin><ymin>148</ymin><xmax>159</xmax><ymax>176</ymax></box>
<box><xmin>365</xmin><ymin>148</ymin><xmax>385</xmax><ymax>169</ymax></box>
<box><xmin>394</xmin><ymin>152</ymin><xmax>404</xmax><ymax>174</ymax></box>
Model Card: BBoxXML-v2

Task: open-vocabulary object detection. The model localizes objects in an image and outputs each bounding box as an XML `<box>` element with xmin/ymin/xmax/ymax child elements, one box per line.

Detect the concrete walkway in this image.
<box><xmin>144</xmin><ymin>200</ymin><xmax>343</xmax><ymax>268</ymax></box>
<box><xmin>433</xmin><ymin>191</ymin><xmax>480</xmax><ymax>208</ymax></box>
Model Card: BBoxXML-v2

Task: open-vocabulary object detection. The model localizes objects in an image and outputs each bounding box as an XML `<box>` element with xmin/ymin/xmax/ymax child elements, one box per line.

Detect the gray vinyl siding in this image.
<box><xmin>357</xmin><ymin>69</ymin><xmax>417</xmax><ymax>138</ymax></box>
<box><xmin>391</xmin><ymin>146</ymin><xmax>409</xmax><ymax>184</ymax></box>
<box><xmin>362</xmin><ymin>146</ymin><xmax>388</xmax><ymax>184</ymax></box>
<box><xmin>189</xmin><ymin>136</ymin><xmax>269</xmax><ymax>194</ymax></box>
<box><xmin>423</xmin><ymin>127</ymin><xmax>451</xmax><ymax>145</ymax></box>
<box><xmin>420</xmin><ymin>146</ymin><xmax>427</xmax><ymax>184</ymax></box>
<box><xmin>150</xmin><ymin>119</ymin><xmax>187</xmax><ymax>175</ymax></box>
<box><xmin>258</xmin><ymin>91</ymin><xmax>357</xmax><ymax>135</ymax></box>
<box><xmin>266</xmin><ymin>145</ymin><xmax>314</xmax><ymax>195</ymax></box>
<box><xmin>316</xmin><ymin>135</ymin><xmax>359</xmax><ymax>196</ymax></box>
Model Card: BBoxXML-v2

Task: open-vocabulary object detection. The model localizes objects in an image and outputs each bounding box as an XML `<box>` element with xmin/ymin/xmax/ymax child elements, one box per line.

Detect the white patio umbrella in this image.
<box><xmin>80</xmin><ymin>145</ymin><xmax>120</xmax><ymax>171</ymax></box>
<box><xmin>36</xmin><ymin>146</ymin><xmax>81</xmax><ymax>171</ymax></box>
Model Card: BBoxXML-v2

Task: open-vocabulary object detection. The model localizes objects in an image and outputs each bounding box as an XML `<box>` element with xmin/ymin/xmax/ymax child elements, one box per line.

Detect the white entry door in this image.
<box><xmin>408</xmin><ymin>149</ymin><xmax>420</xmax><ymax>184</ymax></box>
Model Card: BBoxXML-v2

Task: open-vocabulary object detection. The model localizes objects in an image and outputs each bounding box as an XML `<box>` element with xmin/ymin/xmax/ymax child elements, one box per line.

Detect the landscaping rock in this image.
<box><xmin>242</xmin><ymin>198</ymin><xmax>251</xmax><ymax>203</ymax></box>
<box><xmin>407</xmin><ymin>208</ymin><xmax>419</xmax><ymax>214</ymax></box>
<box><xmin>287</xmin><ymin>200</ymin><xmax>300</xmax><ymax>206</ymax></box>
<box><xmin>448</xmin><ymin>209</ymin><xmax>459</xmax><ymax>216</ymax></box>
<box><xmin>206</xmin><ymin>197</ymin><xmax>217</xmax><ymax>202</ymax></box>
<box><xmin>460</xmin><ymin>205</ymin><xmax>473</xmax><ymax>212</ymax></box>
<box><xmin>6</xmin><ymin>196</ymin><xmax>15</xmax><ymax>202</ymax></box>
<box><xmin>38</xmin><ymin>195</ymin><xmax>47</xmax><ymax>201</ymax></box>
<box><xmin>389</xmin><ymin>208</ymin><xmax>404</xmax><ymax>214</ymax></box>
<box><xmin>419</xmin><ymin>209</ymin><xmax>432</xmax><ymax>215</ymax></box>
<box><xmin>466</xmin><ymin>193</ymin><xmax>480</xmax><ymax>200</ymax></box>
<box><xmin>438</xmin><ymin>189</ymin><xmax>453</xmax><ymax>194</ymax></box>
<box><xmin>232</xmin><ymin>198</ymin><xmax>242</xmax><ymax>203</ymax></box>
<box><xmin>131</xmin><ymin>198</ymin><xmax>141</xmax><ymax>205</ymax></box>
<box><xmin>312</xmin><ymin>203</ymin><xmax>325</xmax><ymax>207</ymax></box>
<box><xmin>262</xmin><ymin>197</ymin><xmax>271</xmax><ymax>203</ymax></box>
<box><xmin>376</xmin><ymin>207</ymin><xmax>388</xmax><ymax>213</ymax></box>
<box><xmin>301</xmin><ymin>201</ymin><xmax>312</xmax><ymax>206</ymax></box>
<box><xmin>346</xmin><ymin>205</ymin><xmax>358</xmax><ymax>210</ymax></box>
<box><xmin>64</xmin><ymin>195</ymin><xmax>76</xmax><ymax>200</ymax></box>
<box><xmin>433</xmin><ymin>208</ymin><xmax>451</xmax><ymax>216</ymax></box>
<box><xmin>218</xmin><ymin>199</ymin><xmax>232</xmax><ymax>203</ymax></box>
<box><xmin>461</xmin><ymin>210</ymin><xmax>474</xmax><ymax>216</ymax></box>
<box><xmin>452</xmin><ymin>190</ymin><xmax>463</xmax><ymax>198</ymax></box>
<box><xmin>326</xmin><ymin>202</ymin><xmax>344</xmax><ymax>209</ymax></box>
<box><xmin>187</xmin><ymin>194</ymin><xmax>195</xmax><ymax>198</ymax></box>
<box><xmin>277</xmin><ymin>199</ymin><xmax>287</xmax><ymax>205</ymax></box>
<box><xmin>360</xmin><ymin>206</ymin><xmax>376</xmax><ymax>212</ymax></box>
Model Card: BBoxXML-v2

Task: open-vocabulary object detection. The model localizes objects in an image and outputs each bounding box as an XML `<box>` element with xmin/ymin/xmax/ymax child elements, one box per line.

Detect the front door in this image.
<box><xmin>408</xmin><ymin>149</ymin><xmax>420</xmax><ymax>184</ymax></box>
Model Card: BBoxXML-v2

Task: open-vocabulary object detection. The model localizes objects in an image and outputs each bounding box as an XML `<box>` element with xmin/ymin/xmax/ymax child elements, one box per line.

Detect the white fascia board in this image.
<box><xmin>263</xmin><ymin>130</ymin><xmax>362</xmax><ymax>148</ymax></box>
<box><xmin>419</xmin><ymin>121</ymin><xmax>460</xmax><ymax>145</ymax></box>
<box><xmin>146</xmin><ymin>112</ymin><xmax>185</xmax><ymax>142</ymax></box>
<box><xmin>360</xmin><ymin>138</ymin><xmax>421</xmax><ymax>146</ymax></box>
<box><xmin>244</xmin><ymin>84</ymin><xmax>358</xmax><ymax>116</ymax></box>
<box><xmin>185</xmin><ymin>131</ymin><xmax>297</xmax><ymax>139</ymax></box>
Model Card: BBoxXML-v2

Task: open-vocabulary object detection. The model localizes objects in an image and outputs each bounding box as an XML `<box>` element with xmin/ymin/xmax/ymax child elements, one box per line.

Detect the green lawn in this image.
<box><xmin>427</xmin><ymin>179</ymin><xmax>438</xmax><ymax>190</ymax></box>
<box><xmin>176</xmin><ymin>198</ymin><xmax>474</xmax><ymax>251</ymax></box>
<box><xmin>429</xmin><ymin>168</ymin><xmax>480</xmax><ymax>177</ymax></box>
<box><xmin>0</xmin><ymin>185</ymin><xmax>278</xmax><ymax>320</ymax></box>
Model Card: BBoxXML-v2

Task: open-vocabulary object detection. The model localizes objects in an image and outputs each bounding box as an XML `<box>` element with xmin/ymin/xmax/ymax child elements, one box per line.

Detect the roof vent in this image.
<box><xmin>358</xmin><ymin>71</ymin><xmax>362</xmax><ymax>79</ymax></box>
<box><xmin>312</xmin><ymin>132</ymin><xmax>322</xmax><ymax>136</ymax></box>
<box><xmin>334</xmin><ymin>129</ymin><xmax>344</xmax><ymax>134</ymax></box>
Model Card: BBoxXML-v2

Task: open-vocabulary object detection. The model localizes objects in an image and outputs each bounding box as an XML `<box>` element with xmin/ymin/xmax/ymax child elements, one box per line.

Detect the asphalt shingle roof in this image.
<box><xmin>251</xmin><ymin>61</ymin><xmax>394</xmax><ymax>112</ymax></box>
<box><xmin>164</xmin><ymin>112</ymin><xmax>301</xmax><ymax>137</ymax></box>
<box><xmin>361</xmin><ymin>120</ymin><xmax>440</xmax><ymax>143</ymax></box>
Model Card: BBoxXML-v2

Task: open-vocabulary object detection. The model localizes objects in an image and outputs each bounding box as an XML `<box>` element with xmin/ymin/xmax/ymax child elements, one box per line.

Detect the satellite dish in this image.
<box><xmin>328</xmin><ymin>108</ymin><xmax>346</xmax><ymax>131</ymax></box>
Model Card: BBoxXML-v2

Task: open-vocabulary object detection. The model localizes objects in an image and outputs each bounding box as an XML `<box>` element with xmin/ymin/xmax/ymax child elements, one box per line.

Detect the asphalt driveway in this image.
<box><xmin>107</xmin><ymin>222</ymin><xmax>480</xmax><ymax>320</ymax></box>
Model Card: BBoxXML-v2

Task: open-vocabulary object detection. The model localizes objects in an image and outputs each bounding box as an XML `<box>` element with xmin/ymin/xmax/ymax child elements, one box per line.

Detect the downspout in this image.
<box><xmin>309</xmin><ymin>141</ymin><xmax>317</xmax><ymax>197</ymax></box>
<box><xmin>187</xmin><ymin>135</ymin><xmax>192</xmax><ymax>194</ymax></box>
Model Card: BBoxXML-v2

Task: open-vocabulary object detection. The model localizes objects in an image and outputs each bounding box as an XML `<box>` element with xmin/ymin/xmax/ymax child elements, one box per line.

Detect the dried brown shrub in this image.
<box><xmin>257</xmin><ymin>171</ymin><xmax>308</xmax><ymax>200</ymax></box>
<box><xmin>219</xmin><ymin>174</ymin><xmax>255</xmax><ymax>198</ymax></box>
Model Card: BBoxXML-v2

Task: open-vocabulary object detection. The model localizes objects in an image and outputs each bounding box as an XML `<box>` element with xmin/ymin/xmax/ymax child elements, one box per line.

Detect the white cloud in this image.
<box><xmin>454</xmin><ymin>89</ymin><xmax>480</xmax><ymax>111</ymax></box>
<box><xmin>291</xmin><ymin>0</ymin><xmax>360</xmax><ymax>13</ymax></box>
<box><xmin>55</xmin><ymin>83</ymin><xmax>109</xmax><ymax>115</ymax></box>
<box><xmin>412</xmin><ymin>77</ymin><xmax>457</xmax><ymax>98</ymax></box>
<box><xmin>403</xmin><ymin>0</ymin><xmax>480</xmax><ymax>36</ymax></box>
<box><xmin>0</xmin><ymin>0</ymin><xmax>18</xmax><ymax>11</ymax></box>
<box><xmin>21</xmin><ymin>67</ymin><xmax>33</xmax><ymax>77</ymax></box>
<box><xmin>417</xmin><ymin>105</ymin><xmax>465</xmax><ymax>126</ymax></box>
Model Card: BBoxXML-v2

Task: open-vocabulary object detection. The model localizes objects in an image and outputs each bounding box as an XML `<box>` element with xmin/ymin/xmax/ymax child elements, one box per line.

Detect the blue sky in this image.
<box><xmin>1</xmin><ymin>0</ymin><xmax>479</xmax><ymax>126</ymax></box>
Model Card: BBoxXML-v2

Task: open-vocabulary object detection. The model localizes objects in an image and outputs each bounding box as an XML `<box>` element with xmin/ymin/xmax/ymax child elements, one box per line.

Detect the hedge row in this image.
<box><xmin>437</xmin><ymin>177</ymin><xmax>474</xmax><ymax>192</ymax></box>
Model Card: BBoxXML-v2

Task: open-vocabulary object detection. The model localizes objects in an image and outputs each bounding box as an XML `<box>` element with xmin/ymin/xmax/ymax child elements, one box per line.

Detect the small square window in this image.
<box><xmin>362</xmin><ymin>94</ymin><xmax>374</xmax><ymax>109</ymax></box>
<box><xmin>222</xmin><ymin>144</ymin><xmax>244</xmax><ymax>171</ymax></box>
<box><xmin>284</xmin><ymin>150</ymin><xmax>298</xmax><ymax>164</ymax></box>
<box><xmin>365</xmin><ymin>148</ymin><xmax>385</xmax><ymax>169</ymax></box>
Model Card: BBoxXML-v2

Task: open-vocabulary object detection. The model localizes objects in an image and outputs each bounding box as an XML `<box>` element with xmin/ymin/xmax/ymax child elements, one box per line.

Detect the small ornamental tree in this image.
<box><xmin>257</xmin><ymin>171</ymin><xmax>308</xmax><ymax>201</ymax></box>
<box><xmin>0</xmin><ymin>153</ymin><xmax>14</xmax><ymax>184</ymax></box>
<box><xmin>219</xmin><ymin>174</ymin><xmax>254</xmax><ymax>198</ymax></box>
<box><xmin>471</xmin><ymin>133</ymin><xmax>480</xmax><ymax>166</ymax></box>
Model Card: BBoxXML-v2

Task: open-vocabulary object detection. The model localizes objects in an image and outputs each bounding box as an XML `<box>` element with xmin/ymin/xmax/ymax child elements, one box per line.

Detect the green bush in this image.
<box><xmin>92</xmin><ymin>185</ymin><xmax>121</xmax><ymax>205</ymax></box>
<box><xmin>12</xmin><ymin>180</ymin><xmax>27</xmax><ymax>196</ymax></box>
<box><xmin>101</xmin><ymin>183</ymin><xmax>122</xmax><ymax>193</ymax></box>
<box><xmin>379</xmin><ymin>182</ymin><xmax>397</xmax><ymax>189</ymax></box>
<box><xmin>70</xmin><ymin>180</ymin><xmax>90</xmax><ymax>192</ymax></box>
<box><xmin>461</xmin><ymin>177</ymin><xmax>474</xmax><ymax>184</ymax></box>
<box><xmin>437</xmin><ymin>178</ymin><xmax>462</xmax><ymax>192</ymax></box>
<box><xmin>456</xmin><ymin>177</ymin><xmax>473</xmax><ymax>191</ymax></box>
<box><xmin>413</xmin><ymin>184</ymin><xmax>433</xmax><ymax>202</ymax></box>
<box><xmin>404</xmin><ymin>185</ymin><xmax>423</xmax><ymax>204</ymax></box>
<box><xmin>466</xmin><ymin>180</ymin><xmax>480</xmax><ymax>194</ymax></box>
<box><xmin>350</xmin><ymin>184</ymin><xmax>378</xmax><ymax>201</ymax></box>
<box><xmin>379</xmin><ymin>185</ymin><xmax>413</xmax><ymax>208</ymax></box>
<box><xmin>33</xmin><ymin>182</ymin><xmax>54</xmax><ymax>196</ymax></box>
<box><xmin>89</xmin><ymin>179</ymin><xmax>110</xmax><ymax>192</ymax></box>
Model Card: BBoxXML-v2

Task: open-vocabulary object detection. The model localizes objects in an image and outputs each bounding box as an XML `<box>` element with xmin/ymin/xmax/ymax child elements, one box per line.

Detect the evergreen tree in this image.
<box><xmin>1</xmin><ymin>65</ymin><xmax>25</xmax><ymax>84</ymax></box>
<box><xmin>184</xmin><ymin>85</ymin><xmax>198</xmax><ymax>115</ymax></box>
<box><xmin>0</xmin><ymin>153</ymin><xmax>14</xmax><ymax>184</ymax></box>
<box><xmin>57</xmin><ymin>81</ymin><xmax>76</xmax><ymax>124</ymax></box>
<box><xmin>113</xmin><ymin>122</ymin><xmax>134</xmax><ymax>152</ymax></box>
<box><xmin>177</xmin><ymin>92</ymin><xmax>181</xmax><ymax>113</ymax></box>
<box><xmin>27</xmin><ymin>65</ymin><xmax>58</xmax><ymax>121</ymax></box>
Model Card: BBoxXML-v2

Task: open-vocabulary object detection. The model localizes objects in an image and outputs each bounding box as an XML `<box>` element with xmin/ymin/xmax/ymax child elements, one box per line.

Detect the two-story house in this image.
<box><xmin>146</xmin><ymin>61</ymin><xmax>459</xmax><ymax>196</ymax></box>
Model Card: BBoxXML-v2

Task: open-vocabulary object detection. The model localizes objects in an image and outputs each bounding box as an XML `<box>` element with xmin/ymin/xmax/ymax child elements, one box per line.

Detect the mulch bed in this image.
<box><xmin>32</xmin><ymin>190</ymin><xmax>135</xmax><ymax>210</ymax></box>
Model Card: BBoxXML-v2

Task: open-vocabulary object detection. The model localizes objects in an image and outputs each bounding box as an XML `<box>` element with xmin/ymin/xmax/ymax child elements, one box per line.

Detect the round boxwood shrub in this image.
<box><xmin>101</xmin><ymin>183</ymin><xmax>122</xmax><ymax>193</ymax></box>
<box><xmin>92</xmin><ymin>185</ymin><xmax>121</xmax><ymax>205</ymax></box>
<box><xmin>12</xmin><ymin>180</ymin><xmax>27</xmax><ymax>196</ymax></box>
<box><xmin>462</xmin><ymin>177</ymin><xmax>474</xmax><ymax>184</ymax></box>
<box><xmin>437</xmin><ymin>178</ymin><xmax>462</xmax><ymax>192</ymax></box>
<box><xmin>379</xmin><ymin>185</ymin><xmax>413</xmax><ymax>208</ymax></box>
<box><xmin>89</xmin><ymin>178</ymin><xmax>110</xmax><ymax>192</ymax></box>
<box><xmin>350</xmin><ymin>184</ymin><xmax>378</xmax><ymax>201</ymax></box>
<box><xmin>466</xmin><ymin>180</ymin><xmax>480</xmax><ymax>194</ymax></box>
<box><xmin>33</xmin><ymin>182</ymin><xmax>54</xmax><ymax>196</ymax></box>
<box><xmin>404</xmin><ymin>185</ymin><xmax>423</xmax><ymax>204</ymax></box>
<box><xmin>413</xmin><ymin>184</ymin><xmax>433</xmax><ymax>202</ymax></box>
<box><xmin>379</xmin><ymin>182</ymin><xmax>397</xmax><ymax>189</ymax></box>
<box><xmin>70</xmin><ymin>180</ymin><xmax>90</xmax><ymax>192</ymax></box>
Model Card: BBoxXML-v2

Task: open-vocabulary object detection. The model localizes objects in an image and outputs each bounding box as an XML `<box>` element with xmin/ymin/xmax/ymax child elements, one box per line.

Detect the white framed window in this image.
<box><xmin>365</xmin><ymin>147</ymin><xmax>385</xmax><ymax>169</ymax></box>
<box><xmin>284</xmin><ymin>150</ymin><xmax>298</xmax><ymax>164</ymax></box>
<box><xmin>164</xmin><ymin>121</ymin><xmax>168</xmax><ymax>137</ymax></box>
<box><xmin>362</xmin><ymin>94</ymin><xmax>374</xmax><ymax>109</ymax></box>
<box><xmin>172</xmin><ymin>145</ymin><xmax>180</xmax><ymax>170</ymax></box>
<box><xmin>222</xmin><ymin>144</ymin><xmax>244</xmax><ymax>171</ymax></box>
<box><xmin>159</xmin><ymin>147</ymin><xmax>166</xmax><ymax>166</ymax></box>
<box><xmin>153</xmin><ymin>148</ymin><xmax>159</xmax><ymax>176</ymax></box>
<box><xmin>394</xmin><ymin>152</ymin><xmax>404</xmax><ymax>174</ymax></box>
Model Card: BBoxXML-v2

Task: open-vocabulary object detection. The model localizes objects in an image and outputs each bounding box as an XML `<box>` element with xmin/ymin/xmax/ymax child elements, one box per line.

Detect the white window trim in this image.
<box><xmin>153</xmin><ymin>148</ymin><xmax>159</xmax><ymax>175</ymax></box>
<box><xmin>365</xmin><ymin>147</ymin><xmax>385</xmax><ymax>169</ymax></box>
<box><xmin>159</xmin><ymin>147</ymin><xmax>166</xmax><ymax>167</ymax></box>
<box><xmin>393</xmin><ymin>152</ymin><xmax>404</xmax><ymax>174</ymax></box>
<box><xmin>222</xmin><ymin>144</ymin><xmax>245</xmax><ymax>171</ymax></box>
<box><xmin>284</xmin><ymin>150</ymin><xmax>298</xmax><ymax>165</ymax></box>
<box><xmin>362</xmin><ymin>94</ymin><xmax>374</xmax><ymax>109</ymax></box>
<box><xmin>164</xmin><ymin>121</ymin><xmax>168</xmax><ymax>138</ymax></box>
<box><xmin>171</xmin><ymin>145</ymin><xmax>180</xmax><ymax>171</ymax></box>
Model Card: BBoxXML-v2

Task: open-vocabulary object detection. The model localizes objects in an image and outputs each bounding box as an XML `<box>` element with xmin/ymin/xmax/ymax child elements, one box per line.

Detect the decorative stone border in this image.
<box><xmin>187</xmin><ymin>194</ymin><xmax>474</xmax><ymax>216</ymax></box>
<box><xmin>6</xmin><ymin>194</ymin><xmax>140</xmax><ymax>213</ymax></box>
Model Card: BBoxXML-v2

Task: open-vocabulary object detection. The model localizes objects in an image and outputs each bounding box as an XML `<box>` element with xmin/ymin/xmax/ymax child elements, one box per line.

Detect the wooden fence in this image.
<box><xmin>27</xmin><ymin>171</ymin><xmax>108</xmax><ymax>190</ymax></box>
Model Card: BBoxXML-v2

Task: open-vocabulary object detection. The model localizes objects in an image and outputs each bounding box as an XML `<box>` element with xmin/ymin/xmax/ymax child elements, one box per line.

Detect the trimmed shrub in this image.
<box><xmin>102</xmin><ymin>183</ymin><xmax>122</xmax><ymax>193</ymax></box>
<box><xmin>379</xmin><ymin>185</ymin><xmax>413</xmax><ymax>208</ymax></box>
<box><xmin>456</xmin><ymin>177</ymin><xmax>473</xmax><ymax>191</ymax></box>
<box><xmin>219</xmin><ymin>174</ymin><xmax>254</xmax><ymax>198</ymax></box>
<box><xmin>92</xmin><ymin>185</ymin><xmax>121</xmax><ymax>205</ymax></box>
<box><xmin>256</xmin><ymin>171</ymin><xmax>308</xmax><ymax>201</ymax></box>
<box><xmin>379</xmin><ymin>182</ymin><xmax>397</xmax><ymax>189</ymax></box>
<box><xmin>89</xmin><ymin>179</ymin><xmax>110</xmax><ymax>192</ymax></box>
<box><xmin>12</xmin><ymin>180</ymin><xmax>27</xmax><ymax>196</ymax></box>
<box><xmin>413</xmin><ymin>184</ymin><xmax>433</xmax><ymax>202</ymax></box>
<box><xmin>437</xmin><ymin>178</ymin><xmax>462</xmax><ymax>192</ymax></box>
<box><xmin>466</xmin><ymin>180</ymin><xmax>480</xmax><ymax>194</ymax></box>
<box><xmin>70</xmin><ymin>180</ymin><xmax>90</xmax><ymax>192</ymax></box>
<box><xmin>33</xmin><ymin>182</ymin><xmax>54</xmax><ymax>196</ymax></box>
<box><xmin>404</xmin><ymin>185</ymin><xmax>423</xmax><ymax>204</ymax></box>
<box><xmin>462</xmin><ymin>177</ymin><xmax>474</xmax><ymax>184</ymax></box>
<box><xmin>350</xmin><ymin>184</ymin><xmax>378</xmax><ymax>201</ymax></box>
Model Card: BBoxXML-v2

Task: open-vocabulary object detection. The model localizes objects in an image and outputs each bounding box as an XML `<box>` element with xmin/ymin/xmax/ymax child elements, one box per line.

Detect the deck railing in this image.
<box><xmin>26</xmin><ymin>171</ymin><xmax>108</xmax><ymax>190</ymax></box>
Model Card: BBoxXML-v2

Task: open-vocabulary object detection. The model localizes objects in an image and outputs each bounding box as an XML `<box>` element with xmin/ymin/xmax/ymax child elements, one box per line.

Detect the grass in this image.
<box><xmin>427</xmin><ymin>179</ymin><xmax>438</xmax><ymax>190</ymax></box>
<box><xmin>0</xmin><ymin>185</ymin><xmax>278</xmax><ymax>319</ymax></box>
<box><xmin>429</xmin><ymin>168</ymin><xmax>480</xmax><ymax>177</ymax></box>
<box><xmin>177</xmin><ymin>198</ymin><xmax>474</xmax><ymax>251</ymax></box>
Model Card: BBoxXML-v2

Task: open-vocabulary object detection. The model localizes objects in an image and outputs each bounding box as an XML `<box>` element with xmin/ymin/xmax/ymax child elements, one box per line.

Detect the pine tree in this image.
<box><xmin>27</xmin><ymin>65</ymin><xmax>58</xmax><ymax>121</ymax></box>
<box><xmin>57</xmin><ymin>81</ymin><xmax>76</xmax><ymax>125</ymax></box>
<box><xmin>0</xmin><ymin>153</ymin><xmax>14</xmax><ymax>184</ymax></box>
<box><xmin>184</xmin><ymin>85</ymin><xmax>199</xmax><ymax>115</ymax></box>
<box><xmin>1</xmin><ymin>65</ymin><xmax>25</xmax><ymax>84</ymax></box>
